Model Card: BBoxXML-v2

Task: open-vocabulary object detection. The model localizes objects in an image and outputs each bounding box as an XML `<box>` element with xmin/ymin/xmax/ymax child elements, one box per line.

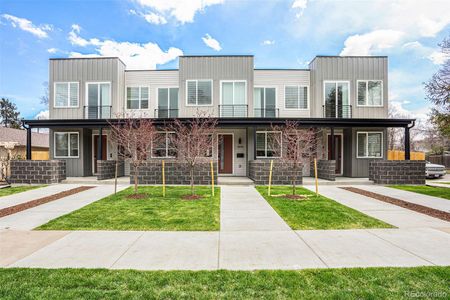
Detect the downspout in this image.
<box><xmin>404</xmin><ymin>120</ymin><xmax>415</xmax><ymax>160</ymax></box>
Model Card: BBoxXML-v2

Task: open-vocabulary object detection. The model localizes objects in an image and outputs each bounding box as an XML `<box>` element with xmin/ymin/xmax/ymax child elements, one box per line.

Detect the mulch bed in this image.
<box><xmin>341</xmin><ymin>187</ymin><xmax>450</xmax><ymax>222</ymax></box>
<box><xmin>182</xmin><ymin>195</ymin><xmax>203</xmax><ymax>200</ymax></box>
<box><xmin>126</xmin><ymin>193</ymin><xmax>148</xmax><ymax>199</ymax></box>
<box><xmin>0</xmin><ymin>186</ymin><xmax>94</xmax><ymax>218</ymax></box>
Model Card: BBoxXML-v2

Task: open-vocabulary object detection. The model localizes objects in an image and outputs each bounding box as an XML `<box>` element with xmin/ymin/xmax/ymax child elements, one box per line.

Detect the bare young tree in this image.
<box><xmin>272</xmin><ymin>121</ymin><xmax>319</xmax><ymax>196</ymax></box>
<box><xmin>109</xmin><ymin>116</ymin><xmax>157</xmax><ymax>195</ymax></box>
<box><xmin>425</xmin><ymin>36</ymin><xmax>450</xmax><ymax>138</ymax></box>
<box><xmin>168</xmin><ymin>113</ymin><xmax>217</xmax><ymax>196</ymax></box>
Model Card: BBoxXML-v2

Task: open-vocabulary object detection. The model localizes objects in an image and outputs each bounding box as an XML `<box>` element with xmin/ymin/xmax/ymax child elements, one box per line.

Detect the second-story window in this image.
<box><xmin>186</xmin><ymin>80</ymin><xmax>212</xmax><ymax>106</ymax></box>
<box><xmin>254</xmin><ymin>87</ymin><xmax>276</xmax><ymax>117</ymax></box>
<box><xmin>357</xmin><ymin>80</ymin><xmax>383</xmax><ymax>106</ymax></box>
<box><xmin>158</xmin><ymin>88</ymin><xmax>178</xmax><ymax>118</ymax></box>
<box><xmin>86</xmin><ymin>82</ymin><xmax>111</xmax><ymax>119</ymax></box>
<box><xmin>221</xmin><ymin>81</ymin><xmax>247</xmax><ymax>117</ymax></box>
<box><xmin>54</xmin><ymin>82</ymin><xmax>79</xmax><ymax>107</ymax></box>
<box><xmin>127</xmin><ymin>87</ymin><xmax>149</xmax><ymax>109</ymax></box>
<box><xmin>285</xmin><ymin>86</ymin><xmax>308</xmax><ymax>109</ymax></box>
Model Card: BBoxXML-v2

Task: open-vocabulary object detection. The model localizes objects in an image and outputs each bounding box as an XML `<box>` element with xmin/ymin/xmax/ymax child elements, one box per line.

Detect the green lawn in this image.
<box><xmin>38</xmin><ymin>186</ymin><xmax>220</xmax><ymax>231</ymax></box>
<box><xmin>389</xmin><ymin>185</ymin><xmax>450</xmax><ymax>201</ymax></box>
<box><xmin>0</xmin><ymin>185</ymin><xmax>45</xmax><ymax>198</ymax></box>
<box><xmin>256</xmin><ymin>186</ymin><xmax>392</xmax><ymax>230</ymax></box>
<box><xmin>0</xmin><ymin>267</ymin><xmax>448</xmax><ymax>299</ymax></box>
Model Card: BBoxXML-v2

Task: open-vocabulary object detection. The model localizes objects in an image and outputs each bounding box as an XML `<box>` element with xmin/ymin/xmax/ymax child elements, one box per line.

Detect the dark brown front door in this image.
<box><xmin>218</xmin><ymin>134</ymin><xmax>233</xmax><ymax>174</ymax></box>
<box><xmin>93</xmin><ymin>135</ymin><xmax>107</xmax><ymax>173</ymax></box>
<box><xmin>327</xmin><ymin>135</ymin><xmax>342</xmax><ymax>174</ymax></box>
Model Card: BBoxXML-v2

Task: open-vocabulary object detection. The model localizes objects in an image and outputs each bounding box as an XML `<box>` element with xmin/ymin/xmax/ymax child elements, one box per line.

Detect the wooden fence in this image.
<box><xmin>32</xmin><ymin>150</ymin><xmax>49</xmax><ymax>160</ymax></box>
<box><xmin>427</xmin><ymin>155</ymin><xmax>450</xmax><ymax>168</ymax></box>
<box><xmin>387</xmin><ymin>150</ymin><xmax>425</xmax><ymax>161</ymax></box>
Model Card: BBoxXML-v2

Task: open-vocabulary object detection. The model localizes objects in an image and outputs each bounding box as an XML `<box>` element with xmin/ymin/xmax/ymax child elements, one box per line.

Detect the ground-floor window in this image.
<box><xmin>256</xmin><ymin>131</ymin><xmax>281</xmax><ymax>158</ymax></box>
<box><xmin>152</xmin><ymin>132</ymin><xmax>176</xmax><ymax>158</ymax></box>
<box><xmin>357</xmin><ymin>131</ymin><xmax>383</xmax><ymax>158</ymax></box>
<box><xmin>54</xmin><ymin>132</ymin><xmax>79</xmax><ymax>158</ymax></box>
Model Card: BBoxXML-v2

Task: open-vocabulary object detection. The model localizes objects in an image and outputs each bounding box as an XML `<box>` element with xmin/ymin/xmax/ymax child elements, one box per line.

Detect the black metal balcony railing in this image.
<box><xmin>218</xmin><ymin>105</ymin><xmax>248</xmax><ymax>117</ymax></box>
<box><xmin>322</xmin><ymin>104</ymin><xmax>352</xmax><ymax>118</ymax></box>
<box><xmin>84</xmin><ymin>106</ymin><xmax>112</xmax><ymax>119</ymax></box>
<box><xmin>154</xmin><ymin>108</ymin><xmax>179</xmax><ymax>118</ymax></box>
<box><xmin>254</xmin><ymin>108</ymin><xmax>279</xmax><ymax>118</ymax></box>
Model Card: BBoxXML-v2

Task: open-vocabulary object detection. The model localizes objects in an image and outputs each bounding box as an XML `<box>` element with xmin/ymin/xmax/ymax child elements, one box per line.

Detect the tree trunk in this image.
<box><xmin>190</xmin><ymin>166</ymin><xmax>194</xmax><ymax>195</ymax></box>
<box><xmin>134</xmin><ymin>165</ymin><xmax>138</xmax><ymax>194</ymax></box>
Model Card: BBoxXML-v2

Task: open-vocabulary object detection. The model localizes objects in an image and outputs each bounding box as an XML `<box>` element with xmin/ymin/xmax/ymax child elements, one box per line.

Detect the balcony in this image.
<box><xmin>84</xmin><ymin>106</ymin><xmax>112</xmax><ymax>119</ymax></box>
<box><xmin>219</xmin><ymin>105</ymin><xmax>248</xmax><ymax>117</ymax></box>
<box><xmin>322</xmin><ymin>104</ymin><xmax>352</xmax><ymax>118</ymax></box>
<box><xmin>254</xmin><ymin>108</ymin><xmax>279</xmax><ymax>118</ymax></box>
<box><xmin>154</xmin><ymin>108</ymin><xmax>179</xmax><ymax>118</ymax></box>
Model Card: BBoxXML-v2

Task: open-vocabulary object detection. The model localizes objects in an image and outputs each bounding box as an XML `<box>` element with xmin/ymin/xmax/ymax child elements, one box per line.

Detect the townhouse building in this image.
<box><xmin>23</xmin><ymin>55</ymin><xmax>415</xmax><ymax>181</ymax></box>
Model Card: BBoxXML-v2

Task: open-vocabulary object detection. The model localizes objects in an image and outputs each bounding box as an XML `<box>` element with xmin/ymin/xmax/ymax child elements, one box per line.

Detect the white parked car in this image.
<box><xmin>425</xmin><ymin>161</ymin><xmax>446</xmax><ymax>178</ymax></box>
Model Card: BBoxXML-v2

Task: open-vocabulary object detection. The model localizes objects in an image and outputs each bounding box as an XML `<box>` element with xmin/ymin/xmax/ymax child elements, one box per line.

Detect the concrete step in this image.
<box><xmin>218</xmin><ymin>177</ymin><xmax>255</xmax><ymax>186</ymax></box>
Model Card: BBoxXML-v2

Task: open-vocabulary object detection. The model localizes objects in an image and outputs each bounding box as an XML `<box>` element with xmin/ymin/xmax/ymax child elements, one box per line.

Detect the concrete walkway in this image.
<box><xmin>359</xmin><ymin>185</ymin><xmax>450</xmax><ymax>213</ymax></box>
<box><xmin>2</xmin><ymin>185</ymin><xmax>450</xmax><ymax>270</ymax></box>
<box><xmin>0</xmin><ymin>185</ymin><xmax>129</xmax><ymax>230</ymax></box>
<box><xmin>0</xmin><ymin>184</ymin><xmax>83</xmax><ymax>210</ymax></box>
<box><xmin>304</xmin><ymin>185</ymin><xmax>450</xmax><ymax>229</ymax></box>
<box><xmin>220</xmin><ymin>186</ymin><xmax>290</xmax><ymax>231</ymax></box>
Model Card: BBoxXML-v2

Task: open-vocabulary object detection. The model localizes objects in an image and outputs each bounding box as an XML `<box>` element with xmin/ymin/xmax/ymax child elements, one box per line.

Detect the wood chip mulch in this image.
<box><xmin>341</xmin><ymin>187</ymin><xmax>450</xmax><ymax>222</ymax></box>
<box><xmin>0</xmin><ymin>186</ymin><xmax>94</xmax><ymax>218</ymax></box>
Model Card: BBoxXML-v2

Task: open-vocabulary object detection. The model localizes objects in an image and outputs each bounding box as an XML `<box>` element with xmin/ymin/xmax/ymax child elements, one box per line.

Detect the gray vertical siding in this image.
<box><xmin>49</xmin><ymin>129</ymin><xmax>92</xmax><ymax>177</ymax></box>
<box><xmin>49</xmin><ymin>57</ymin><xmax>125</xmax><ymax>119</ymax></box>
<box><xmin>179</xmin><ymin>56</ymin><xmax>254</xmax><ymax>117</ymax></box>
<box><xmin>350</xmin><ymin>127</ymin><xmax>388</xmax><ymax>177</ymax></box>
<box><xmin>309</xmin><ymin>56</ymin><xmax>388</xmax><ymax>118</ymax></box>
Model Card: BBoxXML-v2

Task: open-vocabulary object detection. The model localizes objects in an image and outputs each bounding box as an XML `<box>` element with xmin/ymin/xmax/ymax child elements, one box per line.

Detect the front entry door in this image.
<box><xmin>218</xmin><ymin>134</ymin><xmax>233</xmax><ymax>174</ymax></box>
<box><xmin>327</xmin><ymin>135</ymin><xmax>342</xmax><ymax>175</ymax></box>
<box><xmin>93</xmin><ymin>135</ymin><xmax>107</xmax><ymax>173</ymax></box>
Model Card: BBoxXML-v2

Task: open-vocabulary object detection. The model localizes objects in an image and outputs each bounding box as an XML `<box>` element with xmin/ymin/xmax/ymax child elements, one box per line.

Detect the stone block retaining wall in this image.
<box><xmin>369</xmin><ymin>160</ymin><xmax>425</xmax><ymax>184</ymax></box>
<box><xmin>248</xmin><ymin>160</ymin><xmax>302</xmax><ymax>185</ymax></box>
<box><xmin>9</xmin><ymin>160</ymin><xmax>66</xmax><ymax>184</ymax></box>
<box><xmin>310</xmin><ymin>160</ymin><xmax>336</xmax><ymax>181</ymax></box>
<box><xmin>130</xmin><ymin>160</ymin><xmax>218</xmax><ymax>185</ymax></box>
<box><xmin>97</xmin><ymin>160</ymin><xmax>125</xmax><ymax>180</ymax></box>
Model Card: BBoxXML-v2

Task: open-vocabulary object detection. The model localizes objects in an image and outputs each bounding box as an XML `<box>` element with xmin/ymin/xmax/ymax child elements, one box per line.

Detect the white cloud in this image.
<box><xmin>1</xmin><ymin>14</ymin><xmax>52</xmax><ymax>38</ymax></box>
<box><xmin>135</xmin><ymin>0</ymin><xmax>224</xmax><ymax>24</ymax></box>
<box><xmin>402</xmin><ymin>41</ymin><xmax>449</xmax><ymax>65</ymax></box>
<box><xmin>262</xmin><ymin>40</ymin><xmax>275</xmax><ymax>46</ymax></box>
<box><xmin>35</xmin><ymin>110</ymin><xmax>49</xmax><ymax>120</ymax></box>
<box><xmin>67</xmin><ymin>30</ymin><xmax>182</xmax><ymax>69</ymax></box>
<box><xmin>68</xmin><ymin>24</ymin><xmax>101</xmax><ymax>47</ymax></box>
<box><xmin>142</xmin><ymin>12</ymin><xmax>167</xmax><ymax>24</ymax></box>
<box><xmin>292</xmin><ymin>0</ymin><xmax>307</xmax><ymax>18</ymax></box>
<box><xmin>47</xmin><ymin>48</ymin><xmax>58</xmax><ymax>54</ymax></box>
<box><xmin>202</xmin><ymin>33</ymin><xmax>221</xmax><ymax>51</ymax></box>
<box><xmin>129</xmin><ymin>8</ymin><xmax>167</xmax><ymax>24</ymax></box>
<box><xmin>340</xmin><ymin>30</ymin><xmax>404</xmax><ymax>56</ymax></box>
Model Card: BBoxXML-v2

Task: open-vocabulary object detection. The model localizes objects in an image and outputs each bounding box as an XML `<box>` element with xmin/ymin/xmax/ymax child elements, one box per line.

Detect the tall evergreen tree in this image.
<box><xmin>0</xmin><ymin>98</ymin><xmax>22</xmax><ymax>129</ymax></box>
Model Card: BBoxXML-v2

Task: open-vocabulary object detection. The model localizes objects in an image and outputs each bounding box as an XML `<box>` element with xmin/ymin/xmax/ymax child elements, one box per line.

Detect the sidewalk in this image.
<box><xmin>304</xmin><ymin>185</ymin><xmax>450</xmax><ymax>229</ymax></box>
<box><xmin>220</xmin><ymin>186</ymin><xmax>290</xmax><ymax>231</ymax></box>
<box><xmin>360</xmin><ymin>185</ymin><xmax>450</xmax><ymax>213</ymax></box>
<box><xmin>2</xmin><ymin>185</ymin><xmax>450</xmax><ymax>270</ymax></box>
<box><xmin>0</xmin><ymin>184</ymin><xmax>83</xmax><ymax>210</ymax></box>
<box><xmin>0</xmin><ymin>185</ymin><xmax>129</xmax><ymax>230</ymax></box>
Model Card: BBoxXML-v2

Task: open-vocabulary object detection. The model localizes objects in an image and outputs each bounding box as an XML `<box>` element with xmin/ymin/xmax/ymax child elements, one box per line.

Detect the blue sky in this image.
<box><xmin>0</xmin><ymin>0</ymin><xmax>449</xmax><ymax>120</ymax></box>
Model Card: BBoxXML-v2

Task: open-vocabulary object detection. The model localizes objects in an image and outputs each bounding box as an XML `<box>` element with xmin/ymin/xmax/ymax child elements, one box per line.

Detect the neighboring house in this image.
<box><xmin>0</xmin><ymin>126</ymin><xmax>49</xmax><ymax>160</ymax></box>
<box><xmin>23</xmin><ymin>55</ymin><xmax>414</xmax><ymax>178</ymax></box>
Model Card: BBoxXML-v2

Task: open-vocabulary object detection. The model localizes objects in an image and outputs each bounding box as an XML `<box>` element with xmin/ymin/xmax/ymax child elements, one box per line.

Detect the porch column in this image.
<box><xmin>404</xmin><ymin>126</ymin><xmax>410</xmax><ymax>160</ymax></box>
<box><xmin>330</xmin><ymin>127</ymin><xmax>335</xmax><ymax>160</ymax></box>
<box><xmin>26</xmin><ymin>126</ymin><xmax>32</xmax><ymax>160</ymax></box>
<box><xmin>253</xmin><ymin>126</ymin><xmax>257</xmax><ymax>160</ymax></box>
<box><xmin>97</xmin><ymin>127</ymin><xmax>103</xmax><ymax>161</ymax></box>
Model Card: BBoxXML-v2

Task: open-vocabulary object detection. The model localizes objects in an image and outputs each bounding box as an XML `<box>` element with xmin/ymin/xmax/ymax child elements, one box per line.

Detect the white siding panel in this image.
<box><xmin>254</xmin><ymin>70</ymin><xmax>310</xmax><ymax>117</ymax></box>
